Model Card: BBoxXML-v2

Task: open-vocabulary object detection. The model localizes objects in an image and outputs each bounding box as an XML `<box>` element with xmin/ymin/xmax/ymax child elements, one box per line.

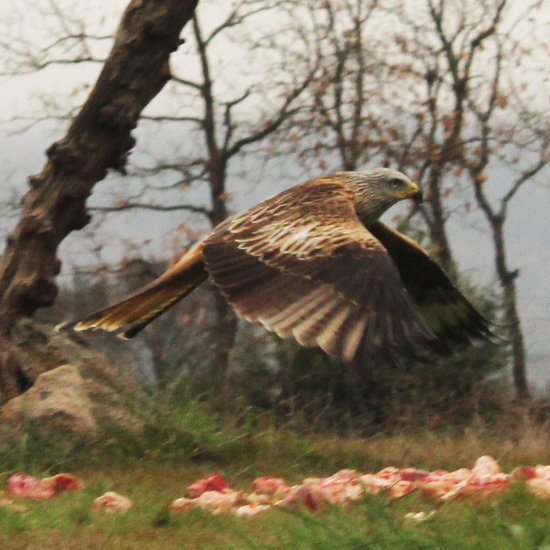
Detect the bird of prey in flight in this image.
<box><xmin>58</xmin><ymin>168</ymin><xmax>494</xmax><ymax>365</ymax></box>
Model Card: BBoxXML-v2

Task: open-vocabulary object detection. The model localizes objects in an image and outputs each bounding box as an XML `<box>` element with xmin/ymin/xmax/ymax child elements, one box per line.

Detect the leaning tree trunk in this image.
<box><xmin>0</xmin><ymin>0</ymin><xmax>199</xmax><ymax>403</ymax></box>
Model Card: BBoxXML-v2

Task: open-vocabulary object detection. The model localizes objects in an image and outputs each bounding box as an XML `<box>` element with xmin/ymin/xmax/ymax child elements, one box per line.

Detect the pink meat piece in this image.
<box><xmin>376</xmin><ymin>467</ymin><xmax>401</xmax><ymax>479</ymax></box>
<box><xmin>472</xmin><ymin>455</ymin><xmax>503</xmax><ymax>476</ymax></box>
<box><xmin>6</xmin><ymin>474</ymin><xmax>54</xmax><ymax>500</ymax></box>
<box><xmin>284</xmin><ymin>483</ymin><xmax>332</xmax><ymax>512</ymax></box>
<box><xmin>389</xmin><ymin>480</ymin><xmax>415</xmax><ymax>499</ymax></box>
<box><xmin>251</xmin><ymin>477</ymin><xmax>290</xmax><ymax>495</ymax></box>
<box><xmin>316</xmin><ymin>469</ymin><xmax>363</xmax><ymax>504</ymax></box>
<box><xmin>192</xmin><ymin>490</ymin><xmax>243</xmax><ymax>514</ymax></box>
<box><xmin>527</xmin><ymin>478</ymin><xmax>550</xmax><ymax>499</ymax></box>
<box><xmin>397</xmin><ymin>468</ymin><xmax>431</xmax><ymax>482</ymax></box>
<box><xmin>511</xmin><ymin>466</ymin><xmax>536</xmax><ymax>480</ymax></box>
<box><xmin>6</xmin><ymin>472</ymin><xmax>85</xmax><ymax>500</ymax></box>
<box><xmin>170</xmin><ymin>497</ymin><xmax>194</xmax><ymax>513</ymax></box>
<box><xmin>186</xmin><ymin>474</ymin><xmax>228</xmax><ymax>498</ymax></box>
<box><xmin>418</xmin><ymin>458</ymin><xmax>509</xmax><ymax>501</ymax></box>
<box><xmin>42</xmin><ymin>473</ymin><xmax>85</xmax><ymax>494</ymax></box>
<box><xmin>417</xmin><ymin>468</ymin><xmax>472</xmax><ymax>499</ymax></box>
<box><xmin>234</xmin><ymin>503</ymin><xmax>271</xmax><ymax>516</ymax></box>
<box><xmin>360</xmin><ymin>473</ymin><xmax>395</xmax><ymax>495</ymax></box>
<box><xmin>91</xmin><ymin>491</ymin><xmax>133</xmax><ymax>512</ymax></box>
<box><xmin>534</xmin><ymin>466</ymin><xmax>550</xmax><ymax>480</ymax></box>
<box><xmin>277</xmin><ymin>470</ymin><xmax>363</xmax><ymax>511</ymax></box>
<box><xmin>361</xmin><ymin>468</ymin><xmax>425</xmax><ymax>497</ymax></box>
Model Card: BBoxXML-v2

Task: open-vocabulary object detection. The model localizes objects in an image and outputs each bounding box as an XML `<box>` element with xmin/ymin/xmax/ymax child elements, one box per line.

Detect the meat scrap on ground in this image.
<box><xmin>170</xmin><ymin>456</ymin><xmax>550</xmax><ymax>516</ymax></box>
<box><xmin>6</xmin><ymin>456</ymin><xmax>550</xmax><ymax>517</ymax></box>
<box><xmin>6</xmin><ymin>473</ymin><xmax>84</xmax><ymax>500</ymax></box>
<box><xmin>91</xmin><ymin>491</ymin><xmax>133</xmax><ymax>513</ymax></box>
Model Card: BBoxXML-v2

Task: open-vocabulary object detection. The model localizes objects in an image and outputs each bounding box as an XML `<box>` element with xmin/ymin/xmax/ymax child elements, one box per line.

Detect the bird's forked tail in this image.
<box><xmin>56</xmin><ymin>242</ymin><xmax>208</xmax><ymax>339</ymax></box>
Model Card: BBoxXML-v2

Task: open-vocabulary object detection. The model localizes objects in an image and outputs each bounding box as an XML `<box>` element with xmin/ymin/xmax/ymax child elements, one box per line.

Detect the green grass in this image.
<box><xmin>2</xmin><ymin>472</ymin><xmax>550</xmax><ymax>549</ymax></box>
<box><xmin>3</xmin><ymin>387</ymin><xmax>550</xmax><ymax>549</ymax></box>
<box><xmin>3</xmin><ymin>426</ymin><xmax>550</xmax><ymax>549</ymax></box>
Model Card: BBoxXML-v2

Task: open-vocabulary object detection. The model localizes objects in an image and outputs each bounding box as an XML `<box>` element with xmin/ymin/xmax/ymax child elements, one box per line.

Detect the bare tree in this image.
<box><xmin>264</xmin><ymin>0</ymin><xmax>386</xmax><ymax>174</ymax></box>
<box><xmin>0</xmin><ymin>0</ymin><xmax>199</xmax><ymax>402</ymax></box>
<box><xmin>410</xmin><ymin>0</ymin><xmax>549</xmax><ymax>397</ymax></box>
<box><xmin>270</xmin><ymin>0</ymin><xmax>549</xmax><ymax>397</ymax></box>
<box><xmin>0</xmin><ymin>0</ymin><xmax>317</xmax><ymax>396</ymax></box>
<box><xmin>462</xmin><ymin>42</ymin><xmax>549</xmax><ymax>398</ymax></box>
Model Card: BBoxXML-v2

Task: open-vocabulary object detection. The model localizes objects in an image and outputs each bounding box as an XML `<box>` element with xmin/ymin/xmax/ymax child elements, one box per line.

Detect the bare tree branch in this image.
<box><xmin>90</xmin><ymin>202</ymin><xmax>210</xmax><ymax>216</ymax></box>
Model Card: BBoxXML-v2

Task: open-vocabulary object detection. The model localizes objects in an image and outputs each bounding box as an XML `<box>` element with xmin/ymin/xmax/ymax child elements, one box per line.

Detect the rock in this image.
<box><xmin>0</xmin><ymin>319</ymin><xmax>144</xmax><ymax>448</ymax></box>
<box><xmin>1</xmin><ymin>365</ymin><xmax>98</xmax><ymax>441</ymax></box>
<box><xmin>1</xmin><ymin>360</ymin><xmax>144</xmax><ymax>447</ymax></box>
<box><xmin>8</xmin><ymin>318</ymin><xmax>119</xmax><ymax>393</ymax></box>
<box><xmin>84</xmin><ymin>378</ymin><xmax>144</xmax><ymax>434</ymax></box>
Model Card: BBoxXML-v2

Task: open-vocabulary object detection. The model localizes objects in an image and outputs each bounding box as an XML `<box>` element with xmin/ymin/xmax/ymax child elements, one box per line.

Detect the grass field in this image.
<box><xmin>2</xmin><ymin>477</ymin><xmax>550</xmax><ymax>549</ymax></box>
<box><xmin>3</xmin><ymin>423</ymin><xmax>550</xmax><ymax>550</ymax></box>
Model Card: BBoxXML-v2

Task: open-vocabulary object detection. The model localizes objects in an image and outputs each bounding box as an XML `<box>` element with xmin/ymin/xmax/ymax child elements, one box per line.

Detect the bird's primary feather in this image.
<box><xmin>367</xmin><ymin>222</ymin><xmax>495</xmax><ymax>348</ymax></box>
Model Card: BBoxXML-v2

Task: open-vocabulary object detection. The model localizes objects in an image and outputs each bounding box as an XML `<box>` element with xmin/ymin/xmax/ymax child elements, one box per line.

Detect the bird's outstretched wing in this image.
<box><xmin>368</xmin><ymin>221</ymin><xmax>495</xmax><ymax>350</ymax></box>
<box><xmin>202</xmin><ymin>180</ymin><xmax>437</xmax><ymax>365</ymax></box>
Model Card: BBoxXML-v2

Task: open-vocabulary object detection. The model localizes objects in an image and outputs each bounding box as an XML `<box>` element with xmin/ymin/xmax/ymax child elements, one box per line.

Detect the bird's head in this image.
<box><xmin>347</xmin><ymin>168</ymin><xmax>423</xmax><ymax>225</ymax></box>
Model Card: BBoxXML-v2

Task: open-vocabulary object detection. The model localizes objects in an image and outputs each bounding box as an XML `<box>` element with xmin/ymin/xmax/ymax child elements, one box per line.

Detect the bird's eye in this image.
<box><xmin>389</xmin><ymin>178</ymin><xmax>403</xmax><ymax>187</ymax></box>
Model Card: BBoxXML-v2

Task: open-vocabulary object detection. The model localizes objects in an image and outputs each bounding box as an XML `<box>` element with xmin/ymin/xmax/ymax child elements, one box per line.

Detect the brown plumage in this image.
<box><xmin>57</xmin><ymin>168</ymin><xmax>495</xmax><ymax>364</ymax></box>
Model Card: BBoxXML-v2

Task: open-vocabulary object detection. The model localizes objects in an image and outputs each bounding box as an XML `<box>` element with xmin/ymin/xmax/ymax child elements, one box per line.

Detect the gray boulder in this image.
<box><xmin>1</xmin><ymin>363</ymin><xmax>143</xmax><ymax>445</ymax></box>
<box><xmin>1</xmin><ymin>364</ymin><xmax>98</xmax><ymax>440</ymax></box>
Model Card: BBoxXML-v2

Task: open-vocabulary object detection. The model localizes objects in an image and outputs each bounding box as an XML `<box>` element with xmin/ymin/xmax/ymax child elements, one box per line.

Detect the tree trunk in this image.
<box><xmin>502</xmin><ymin>277</ymin><xmax>529</xmax><ymax>399</ymax></box>
<box><xmin>491</xmin><ymin>216</ymin><xmax>530</xmax><ymax>398</ymax></box>
<box><xmin>213</xmin><ymin>293</ymin><xmax>238</xmax><ymax>394</ymax></box>
<box><xmin>0</xmin><ymin>0</ymin><xmax>199</xmax><ymax>403</ymax></box>
<box><xmin>425</xmin><ymin>167</ymin><xmax>455</xmax><ymax>276</ymax></box>
<box><xmin>208</xmin><ymin>159</ymin><xmax>239</xmax><ymax>396</ymax></box>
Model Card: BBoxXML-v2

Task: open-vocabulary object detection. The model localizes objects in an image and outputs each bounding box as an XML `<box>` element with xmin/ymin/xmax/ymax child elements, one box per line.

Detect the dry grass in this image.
<box><xmin>307</xmin><ymin>404</ymin><xmax>550</xmax><ymax>474</ymax></box>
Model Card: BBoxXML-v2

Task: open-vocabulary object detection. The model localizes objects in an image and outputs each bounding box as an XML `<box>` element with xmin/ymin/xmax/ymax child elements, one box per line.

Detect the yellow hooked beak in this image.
<box><xmin>405</xmin><ymin>182</ymin><xmax>423</xmax><ymax>204</ymax></box>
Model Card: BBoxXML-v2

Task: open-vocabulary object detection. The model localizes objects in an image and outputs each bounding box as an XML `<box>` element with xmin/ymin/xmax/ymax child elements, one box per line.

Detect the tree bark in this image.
<box><xmin>207</xmin><ymin>148</ymin><xmax>238</xmax><ymax>396</ymax></box>
<box><xmin>425</xmin><ymin>167</ymin><xmax>455</xmax><ymax>275</ymax></box>
<box><xmin>491</xmin><ymin>217</ymin><xmax>530</xmax><ymax>398</ymax></box>
<box><xmin>503</xmin><ymin>278</ymin><xmax>529</xmax><ymax>399</ymax></box>
<box><xmin>0</xmin><ymin>0</ymin><xmax>199</xmax><ymax>402</ymax></box>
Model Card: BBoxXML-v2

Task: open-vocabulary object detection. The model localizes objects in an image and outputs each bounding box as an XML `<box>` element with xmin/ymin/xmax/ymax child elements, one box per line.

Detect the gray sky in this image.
<box><xmin>1</xmin><ymin>0</ymin><xmax>549</xmax><ymax>390</ymax></box>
